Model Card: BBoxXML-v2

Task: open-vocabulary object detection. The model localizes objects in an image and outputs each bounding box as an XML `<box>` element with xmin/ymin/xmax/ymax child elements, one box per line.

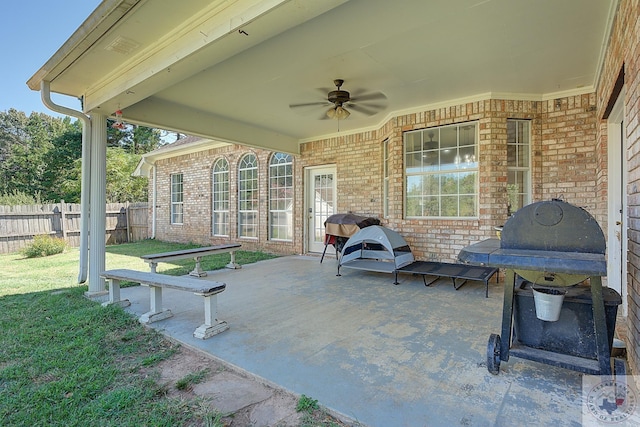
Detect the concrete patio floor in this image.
<box><xmin>119</xmin><ymin>255</ymin><xmax>590</xmax><ymax>427</ymax></box>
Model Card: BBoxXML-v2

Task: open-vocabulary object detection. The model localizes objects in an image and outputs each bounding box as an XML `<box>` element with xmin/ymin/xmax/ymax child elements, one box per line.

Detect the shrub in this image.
<box><xmin>22</xmin><ymin>235</ymin><xmax>67</xmax><ymax>258</ymax></box>
<box><xmin>0</xmin><ymin>190</ymin><xmax>50</xmax><ymax>206</ymax></box>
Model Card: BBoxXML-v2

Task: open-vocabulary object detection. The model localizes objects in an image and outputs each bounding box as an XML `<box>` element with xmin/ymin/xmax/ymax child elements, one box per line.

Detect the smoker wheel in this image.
<box><xmin>487</xmin><ymin>334</ymin><xmax>501</xmax><ymax>375</ymax></box>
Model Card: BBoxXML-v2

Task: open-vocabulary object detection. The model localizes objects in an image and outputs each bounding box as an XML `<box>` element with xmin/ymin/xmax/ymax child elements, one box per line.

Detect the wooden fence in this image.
<box><xmin>0</xmin><ymin>201</ymin><xmax>149</xmax><ymax>254</ymax></box>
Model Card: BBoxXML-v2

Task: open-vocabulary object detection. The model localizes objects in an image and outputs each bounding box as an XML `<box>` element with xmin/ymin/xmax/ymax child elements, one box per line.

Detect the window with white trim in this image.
<box><xmin>268</xmin><ymin>152</ymin><xmax>293</xmax><ymax>241</ymax></box>
<box><xmin>238</xmin><ymin>153</ymin><xmax>258</xmax><ymax>238</ymax></box>
<box><xmin>170</xmin><ymin>173</ymin><xmax>183</xmax><ymax>224</ymax></box>
<box><xmin>212</xmin><ymin>158</ymin><xmax>229</xmax><ymax>236</ymax></box>
<box><xmin>404</xmin><ymin>122</ymin><xmax>478</xmax><ymax>218</ymax></box>
<box><xmin>507</xmin><ymin>119</ymin><xmax>531</xmax><ymax>216</ymax></box>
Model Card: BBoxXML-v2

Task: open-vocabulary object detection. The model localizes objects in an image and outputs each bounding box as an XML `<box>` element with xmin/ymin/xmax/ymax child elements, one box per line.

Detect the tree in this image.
<box><xmin>0</xmin><ymin>109</ymin><xmax>163</xmax><ymax>203</ymax></box>
<box><xmin>0</xmin><ymin>109</ymin><xmax>72</xmax><ymax>195</ymax></box>
<box><xmin>131</xmin><ymin>125</ymin><xmax>162</xmax><ymax>154</ymax></box>
<box><xmin>107</xmin><ymin>120</ymin><xmax>163</xmax><ymax>154</ymax></box>
<box><xmin>41</xmin><ymin>123</ymin><xmax>83</xmax><ymax>202</ymax></box>
<box><xmin>105</xmin><ymin>148</ymin><xmax>148</xmax><ymax>202</ymax></box>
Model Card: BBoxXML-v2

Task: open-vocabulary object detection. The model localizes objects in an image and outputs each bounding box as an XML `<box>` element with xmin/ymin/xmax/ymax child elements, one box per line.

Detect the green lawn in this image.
<box><xmin>0</xmin><ymin>240</ymin><xmax>278</xmax><ymax>426</ymax></box>
<box><xmin>0</xmin><ymin>239</ymin><xmax>277</xmax><ymax>297</ymax></box>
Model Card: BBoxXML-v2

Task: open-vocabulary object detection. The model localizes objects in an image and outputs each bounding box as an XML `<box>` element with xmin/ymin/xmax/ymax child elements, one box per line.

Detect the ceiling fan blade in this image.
<box><xmin>289</xmin><ymin>101</ymin><xmax>329</xmax><ymax>109</ymax></box>
<box><xmin>350</xmin><ymin>91</ymin><xmax>387</xmax><ymax>102</ymax></box>
<box><xmin>348</xmin><ymin>104</ymin><xmax>380</xmax><ymax>116</ymax></box>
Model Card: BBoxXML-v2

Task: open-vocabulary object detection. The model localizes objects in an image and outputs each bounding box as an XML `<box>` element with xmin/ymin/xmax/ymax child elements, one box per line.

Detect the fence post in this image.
<box><xmin>60</xmin><ymin>200</ymin><xmax>67</xmax><ymax>240</ymax></box>
<box><xmin>126</xmin><ymin>202</ymin><xmax>131</xmax><ymax>243</ymax></box>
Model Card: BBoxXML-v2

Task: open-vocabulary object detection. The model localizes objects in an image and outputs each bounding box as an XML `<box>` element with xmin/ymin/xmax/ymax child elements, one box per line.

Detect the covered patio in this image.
<box><xmin>119</xmin><ymin>256</ymin><xmax>587</xmax><ymax>426</ymax></box>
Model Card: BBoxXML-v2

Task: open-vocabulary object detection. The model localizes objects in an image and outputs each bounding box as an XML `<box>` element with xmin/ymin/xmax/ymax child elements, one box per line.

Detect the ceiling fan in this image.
<box><xmin>289</xmin><ymin>79</ymin><xmax>387</xmax><ymax>120</ymax></box>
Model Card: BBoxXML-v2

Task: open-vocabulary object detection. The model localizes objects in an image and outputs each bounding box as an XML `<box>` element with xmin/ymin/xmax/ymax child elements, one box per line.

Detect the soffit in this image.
<box><xmin>29</xmin><ymin>0</ymin><xmax>617</xmax><ymax>153</ymax></box>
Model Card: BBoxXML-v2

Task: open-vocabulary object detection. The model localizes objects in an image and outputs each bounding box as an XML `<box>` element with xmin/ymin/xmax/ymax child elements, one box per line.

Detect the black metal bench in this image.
<box><xmin>396</xmin><ymin>261</ymin><xmax>498</xmax><ymax>298</ymax></box>
<box><xmin>140</xmin><ymin>243</ymin><xmax>242</xmax><ymax>277</ymax></box>
<box><xmin>101</xmin><ymin>269</ymin><xmax>228</xmax><ymax>339</ymax></box>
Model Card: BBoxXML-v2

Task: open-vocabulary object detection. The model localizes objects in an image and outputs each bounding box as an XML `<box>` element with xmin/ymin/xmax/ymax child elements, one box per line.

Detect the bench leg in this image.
<box><xmin>225</xmin><ymin>251</ymin><xmax>242</xmax><ymax>269</ymax></box>
<box><xmin>101</xmin><ymin>278</ymin><xmax>131</xmax><ymax>308</ymax></box>
<box><xmin>193</xmin><ymin>293</ymin><xmax>229</xmax><ymax>339</ymax></box>
<box><xmin>189</xmin><ymin>256</ymin><xmax>208</xmax><ymax>277</ymax></box>
<box><xmin>149</xmin><ymin>262</ymin><xmax>158</xmax><ymax>273</ymax></box>
<box><xmin>139</xmin><ymin>285</ymin><xmax>173</xmax><ymax>323</ymax></box>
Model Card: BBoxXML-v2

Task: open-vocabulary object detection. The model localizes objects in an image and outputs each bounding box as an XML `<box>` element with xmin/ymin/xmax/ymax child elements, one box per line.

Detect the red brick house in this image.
<box><xmin>30</xmin><ymin>0</ymin><xmax>640</xmax><ymax>376</ymax></box>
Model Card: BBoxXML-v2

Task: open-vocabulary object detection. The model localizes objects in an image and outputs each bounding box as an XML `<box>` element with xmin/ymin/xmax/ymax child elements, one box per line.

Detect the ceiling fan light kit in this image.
<box><xmin>327</xmin><ymin>105</ymin><xmax>350</xmax><ymax>120</ymax></box>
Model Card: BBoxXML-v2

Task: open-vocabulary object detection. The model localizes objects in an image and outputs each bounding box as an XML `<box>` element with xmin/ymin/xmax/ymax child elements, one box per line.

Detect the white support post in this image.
<box><xmin>101</xmin><ymin>278</ymin><xmax>131</xmax><ymax>308</ymax></box>
<box><xmin>225</xmin><ymin>251</ymin><xmax>242</xmax><ymax>269</ymax></box>
<box><xmin>189</xmin><ymin>256</ymin><xmax>207</xmax><ymax>277</ymax></box>
<box><xmin>193</xmin><ymin>292</ymin><xmax>229</xmax><ymax>339</ymax></box>
<box><xmin>86</xmin><ymin>113</ymin><xmax>108</xmax><ymax>299</ymax></box>
<box><xmin>139</xmin><ymin>286</ymin><xmax>172</xmax><ymax>323</ymax></box>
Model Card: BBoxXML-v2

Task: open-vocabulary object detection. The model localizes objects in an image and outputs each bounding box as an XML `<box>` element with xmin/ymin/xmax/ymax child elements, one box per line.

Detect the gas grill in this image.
<box><xmin>458</xmin><ymin>199</ymin><xmax>623</xmax><ymax>375</ymax></box>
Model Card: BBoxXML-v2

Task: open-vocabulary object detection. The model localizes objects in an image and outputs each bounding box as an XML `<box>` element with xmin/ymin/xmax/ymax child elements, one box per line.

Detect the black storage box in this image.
<box><xmin>512</xmin><ymin>282</ymin><xmax>621</xmax><ymax>360</ymax></box>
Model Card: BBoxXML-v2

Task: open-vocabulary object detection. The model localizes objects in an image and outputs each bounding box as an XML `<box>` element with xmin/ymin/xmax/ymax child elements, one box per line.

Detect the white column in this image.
<box><xmin>86</xmin><ymin>113</ymin><xmax>108</xmax><ymax>297</ymax></box>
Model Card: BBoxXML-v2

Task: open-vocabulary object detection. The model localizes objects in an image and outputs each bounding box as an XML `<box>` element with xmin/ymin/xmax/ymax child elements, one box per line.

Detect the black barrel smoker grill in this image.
<box><xmin>459</xmin><ymin>199</ymin><xmax>623</xmax><ymax>376</ymax></box>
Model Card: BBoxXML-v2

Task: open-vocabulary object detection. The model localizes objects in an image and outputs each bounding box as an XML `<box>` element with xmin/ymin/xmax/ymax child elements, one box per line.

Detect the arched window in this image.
<box><xmin>238</xmin><ymin>153</ymin><xmax>258</xmax><ymax>238</ymax></box>
<box><xmin>268</xmin><ymin>153</ymin><xmax>293</xmax><ymax>241</ymax></box>
<box><xmin>211</xmin><ymin>158</ymin><xmax>229</xmax><ymax>236</ymax></box>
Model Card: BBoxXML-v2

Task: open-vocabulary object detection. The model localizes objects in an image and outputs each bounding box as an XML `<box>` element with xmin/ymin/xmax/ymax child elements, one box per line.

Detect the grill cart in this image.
<box><xmin>459</xmin><ymin>199</ymin><xmax>624</xmax><ymax>376</ymax></box>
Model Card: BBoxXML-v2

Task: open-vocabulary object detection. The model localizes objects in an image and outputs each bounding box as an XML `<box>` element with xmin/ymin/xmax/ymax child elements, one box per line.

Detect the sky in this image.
<box><xmin>1</xmin><ymin>1</ymin><xmax>102</xmax><ymax>117</ymax></box>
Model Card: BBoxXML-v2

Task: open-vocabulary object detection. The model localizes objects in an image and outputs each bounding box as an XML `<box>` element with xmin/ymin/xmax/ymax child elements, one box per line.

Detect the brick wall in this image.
<box><xmin>596</xmin><ymin>0</ymin><xmax>640</xmax><ymax>376</ymax></box>
<box><xmin>298</xmin><ymin>96</ymin><xmax>600</xmax><ymax>262</ymax></box>
<box><xmin>153</xmin><ymin>144</ymin><xmax>298</xmax><ymax>255</ymax></box>
<box><xmin>153</xmin><ymin>93</ymin><xmax>602</xmax><ymax>265</ymax></box>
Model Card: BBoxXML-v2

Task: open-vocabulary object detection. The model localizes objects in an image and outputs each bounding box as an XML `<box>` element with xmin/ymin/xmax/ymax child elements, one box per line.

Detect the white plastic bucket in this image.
<box><xmin>532</xmin><ymin>287</ymin><xmax>566</xmax><ymax>322</ymax></box>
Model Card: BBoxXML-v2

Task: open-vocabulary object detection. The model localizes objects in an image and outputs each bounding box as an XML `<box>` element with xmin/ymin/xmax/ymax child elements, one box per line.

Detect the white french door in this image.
<box><xmin>306</xmin><ymin>166</ymin><xmax>336</xmax><ymax>254</ymax></box>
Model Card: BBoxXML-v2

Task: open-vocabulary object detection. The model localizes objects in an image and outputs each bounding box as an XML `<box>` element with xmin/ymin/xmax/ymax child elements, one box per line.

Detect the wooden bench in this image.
<box><xmin>396</xmin><ymin>261</ymin><xmax>498</xmax><ymax>298</ymax></box>
<box><xmin>140</xmin><ymin>244</ymin><xmax>242</xmax><ymax>277</ymax></box>
<box><xmin>101</xmin><ymin>269</ymin><xmax>229</xmax><ymax>339</ymax></box>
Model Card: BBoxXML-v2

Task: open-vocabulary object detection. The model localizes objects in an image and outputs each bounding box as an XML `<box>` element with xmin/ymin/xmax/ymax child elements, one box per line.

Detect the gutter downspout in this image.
<box><xmin>41</xmin><ymin>81</ymin><xmax>91</xmax><ymax>283</ymax></box>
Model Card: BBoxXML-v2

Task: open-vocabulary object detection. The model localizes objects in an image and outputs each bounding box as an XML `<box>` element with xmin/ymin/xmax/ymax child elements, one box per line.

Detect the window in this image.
<box><xmin>268</xmin><ymin>153</ymin><xmax>293</xmax><ymax>241</ymax></box>
<box><xmin>170</xmin><ymin>173</ymin><xmax>183</xmax><ymax>224</ymax></box>
<box><xmin>507</xmin><ymin>119</ymin><xmax>531</xmax><ymax>216</ymax></box>
<box><xmin>383</xmin><ymin>139</ymin><xmax>390</xmax><ymax>218</ymax></box>
<box><xmin>212</xmin><ymin>158</ymin><xmax>229</xmax><ymax>236</ymax></box>
<box><xmin>238</xmin><ymin>153</ymin><xmax>258</xmax><ymax>238</ymax></box>
<box><xmin>404</xmin><ymin>122</ymin><xmax>478</xmax><ymax>218</ymax></box>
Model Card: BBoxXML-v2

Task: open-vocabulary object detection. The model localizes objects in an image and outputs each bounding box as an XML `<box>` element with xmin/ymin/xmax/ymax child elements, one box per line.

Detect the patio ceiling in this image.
<box><xmin>28</xmin><ymin>0</ymin><xmax>617</xmax><ymax>154</ymax></box>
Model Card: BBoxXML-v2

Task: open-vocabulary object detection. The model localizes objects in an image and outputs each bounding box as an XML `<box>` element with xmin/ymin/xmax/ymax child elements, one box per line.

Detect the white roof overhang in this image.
<box><xmin>28</xmin><ymin>0</ymin><xmax>619</xmax><ymax>155</ymax></box>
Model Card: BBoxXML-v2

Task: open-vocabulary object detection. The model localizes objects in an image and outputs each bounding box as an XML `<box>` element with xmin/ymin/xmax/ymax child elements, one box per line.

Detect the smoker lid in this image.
<box><xmin>457</xmin><ymin>200</ymin><xmax>607</xmax><ymax>277</ymax></box>
<box><xmin>501</xmin><ymin>199</ymin><xmax>605</xmax><ymax>254</ymax></box>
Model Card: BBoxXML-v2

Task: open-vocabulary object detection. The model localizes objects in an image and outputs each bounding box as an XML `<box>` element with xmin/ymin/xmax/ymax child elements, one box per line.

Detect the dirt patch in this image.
<box><xmin>155</xmin><ymin>344</ymin><xmax>354</xmax><ymax>426</ymax></box>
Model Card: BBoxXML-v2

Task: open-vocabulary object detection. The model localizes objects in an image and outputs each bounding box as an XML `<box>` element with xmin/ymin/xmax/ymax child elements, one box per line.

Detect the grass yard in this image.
<box><xmin>0</xmin><ymin>239</ymin><xmax>277</xmax><ymax>297</ymax></box>
<box><xmin>0</xmin><ymin>240</ymin><xmax>281</xmax><ymax>426</ymax></box>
